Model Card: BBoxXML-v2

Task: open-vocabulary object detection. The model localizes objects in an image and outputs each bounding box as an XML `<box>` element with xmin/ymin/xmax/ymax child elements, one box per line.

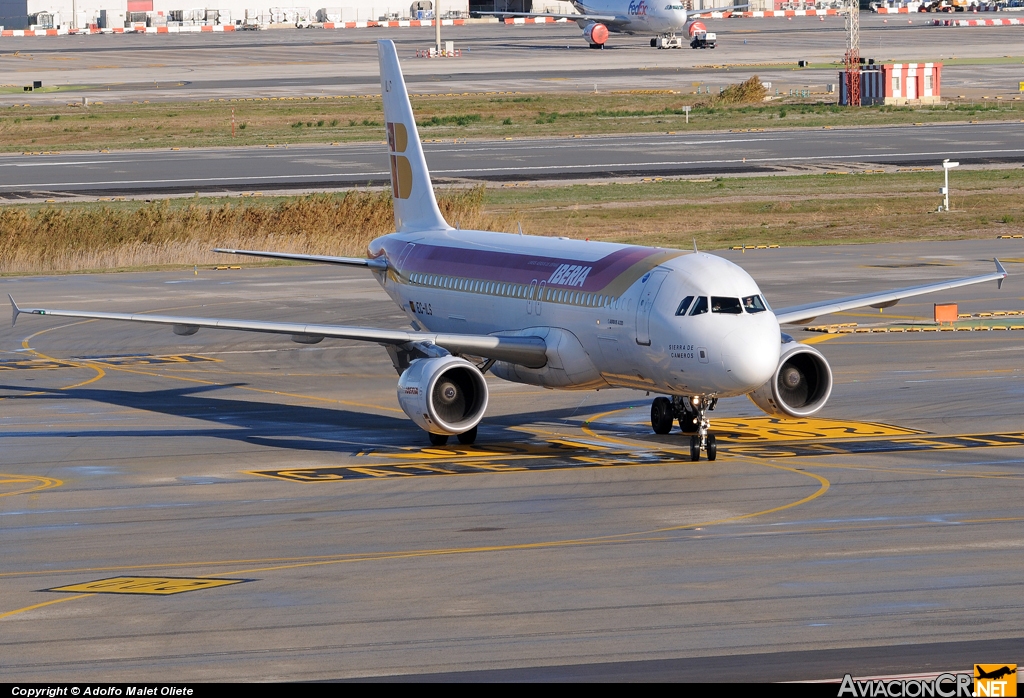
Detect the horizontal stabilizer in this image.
<box><xmin>214</xmin><ymin>248</ymin><xmax>387</xmax><ymax>270</ymax></box>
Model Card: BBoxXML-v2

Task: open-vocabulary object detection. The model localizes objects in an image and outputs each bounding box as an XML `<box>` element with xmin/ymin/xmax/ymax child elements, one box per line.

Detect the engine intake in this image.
<box><xmin>397</xmin><ymin>356</ymin><xmax>488</xmax><ymax>435</ymax></box>
<box><xmin>747</xmin><ymin>340</ymin><xmax>833</xmax><ymax>418</ymax></box>
<box><xmin>583</xmin><ymin>22</ymin><xmax>608</xmax><ymax>46</ymax></box>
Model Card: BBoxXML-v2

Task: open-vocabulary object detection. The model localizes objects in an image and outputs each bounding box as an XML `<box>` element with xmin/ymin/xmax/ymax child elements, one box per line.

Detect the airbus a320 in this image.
<box><xmin>9</xmin><ymin>40</ymin><xmax>1007</xmax><ymax>461</ymax></box>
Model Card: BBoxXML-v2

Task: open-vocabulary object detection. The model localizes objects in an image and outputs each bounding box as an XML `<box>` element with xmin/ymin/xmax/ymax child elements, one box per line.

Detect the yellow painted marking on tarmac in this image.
<box><xmin>712</xmin><ymin>416</ymin><xmax>923</xmax><ymax>443</ymax></box>
<box><xmin>19</xmin><ymin>323</ymin><xmax>106</xmax><ymax>390</ymax></box>
<box><xmin>0</xmin><ymin>474</ymin><xmax>63</xmax><ymax>498</ymax></box>
<box><xmin>49</xmin><ymin>576</ymin><xmax>244</xmax><ymax>595</ymax></box>
<box><xmin>0</xmin><ymin>594</ymin><xmax>92</xmax><ymax>622</ymax></box>
<box><xmin>800</xmin><ymin>333</ymin><xmax>844</xmax><ymax>345</ymax></box>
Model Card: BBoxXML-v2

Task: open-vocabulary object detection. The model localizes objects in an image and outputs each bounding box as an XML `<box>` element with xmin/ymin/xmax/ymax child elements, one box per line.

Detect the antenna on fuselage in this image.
<box><xmin>693</xmin><ymin>239</ymin><xmax>698</xmax><ymax>253</ymax></box>
<box><xmin>517</xmin><ymin>222</ymin><xmax>524</xmax><ymax>236</ymax></box>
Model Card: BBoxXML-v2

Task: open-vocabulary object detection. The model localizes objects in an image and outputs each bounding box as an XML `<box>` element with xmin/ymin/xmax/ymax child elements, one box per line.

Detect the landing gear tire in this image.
<box><xmin>678</xmin><ymin>411</ymin><xmax>699</xmax><ymax>434</ymax></box>
<box><xmin>651</xmin><ymin>397</ymin><xmax>674</xmax><ymax>434</ymax></box>
<box><xmin>689</xmin><ymin>435</ymin><xmax>701</xmax><ymax>462</ymax></box>
<box><xmin>457</xmin><ymin>425</ymin><xmax>478</xmax><ymax>445</ymax></box>
<box><xmin>706</xmin><ymin>433</ymin><xmax>717</xmax><ymax>462</ymax></box>
<box><xmin>651</xmin><ymin>38</ymin><xmax>657</xmax><ymax>47</ymax></box>
<box><xmin>589</xmin><ymin>43</ymin><xmax>604</xmax><ymax>49</ymax></box>
<box><xmin>428</xmin><ymin>432</ymin><xmax>449</xmax><ymax>446</ymax></box>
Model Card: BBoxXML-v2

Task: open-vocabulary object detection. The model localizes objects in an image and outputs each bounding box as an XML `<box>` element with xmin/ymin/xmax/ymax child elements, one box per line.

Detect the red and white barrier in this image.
<box><xmin>935</xmin><ymin>17</ymin><xmax>1024</xmax><ymax>26</ymax></box>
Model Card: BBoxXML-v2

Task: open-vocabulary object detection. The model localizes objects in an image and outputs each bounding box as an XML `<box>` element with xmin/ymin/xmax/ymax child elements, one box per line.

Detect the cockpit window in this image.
<box><xmin>711</xmin><ymin>297</ymin><xmax>743</xmax><ymax>314</ymax></box>
<box><xmin>743</xmin><ymin>295</ymin><xmax>767</xmax><ymax>313</ymax></box>
<box><xmin>675</xmin><ymin>296</ymin><xmax>694</xmax><ymax>316</ymax></box>
<box><xmin>689</xmin><ymin>296</ymin><xmax>709</xmax><ymax>316</ymax></box>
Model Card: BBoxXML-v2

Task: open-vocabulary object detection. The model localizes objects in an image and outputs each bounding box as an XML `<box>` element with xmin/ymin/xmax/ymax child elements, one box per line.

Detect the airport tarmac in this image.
<box><xmin>3</xmin><ymin>121</ymin><xmax>1023</xmax><ymax>197</ymax></box>
<box><xmin>1</xmin><ymin>239</ymin><xmax>1022</xmax><ymax>681</ymax></box>
<box><xmin>2</xmin><ymin>16</ymin><xmax>1023</xmax><ymax>103</ymax></box>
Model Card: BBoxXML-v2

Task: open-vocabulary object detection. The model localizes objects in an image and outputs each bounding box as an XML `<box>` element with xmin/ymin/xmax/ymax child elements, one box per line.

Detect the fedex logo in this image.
<box><xmin>548</xmin><ymin>264</ymin><xmax>592</xmax><ymax>287</ymax></box>
<box><xmin>628</xmin><ymin>0</ymin><xmax>649</xmax><ymax>16</ymax></box>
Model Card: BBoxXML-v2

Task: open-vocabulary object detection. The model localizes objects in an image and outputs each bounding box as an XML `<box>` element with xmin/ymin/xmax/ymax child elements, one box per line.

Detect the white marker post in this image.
<box><xmin>683</xmin><ymin>105</ymin><xmax>691</xmax><ymax>124</ymax></box>
<box><xmin>941</xmin><ymin>159</ymin><xmax>959</xmax><ymax>212</ymax></box>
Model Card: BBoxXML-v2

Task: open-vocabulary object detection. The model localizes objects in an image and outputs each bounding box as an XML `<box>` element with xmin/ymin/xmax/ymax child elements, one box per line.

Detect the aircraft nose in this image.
<box><xmin>721</xmin><ymin>323</ymin><xmax>780</xmax><ymax>391</ymax></box>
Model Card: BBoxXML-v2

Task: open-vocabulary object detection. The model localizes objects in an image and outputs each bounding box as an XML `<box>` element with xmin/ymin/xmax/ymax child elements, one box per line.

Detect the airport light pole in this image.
<box><xmin>941</xmin><ymin>159</ymin><xmax>959</xmax><ymax>212</ymax></box>
<box><xmin>435</xmin><ymin>0</ymin><xmax>442</xmax><ymax>55</ymax></box>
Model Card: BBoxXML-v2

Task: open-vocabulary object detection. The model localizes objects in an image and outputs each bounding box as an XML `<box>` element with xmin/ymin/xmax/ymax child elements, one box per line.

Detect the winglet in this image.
<box><xmin>9</xmin><ymin>294</ymin><xmax>20</xmax><ymax>328</ymax></box>
<box><xmin>995</xmin><ymin>258</ymin><xmax>1007</xmax><ymax>289</ymax></box>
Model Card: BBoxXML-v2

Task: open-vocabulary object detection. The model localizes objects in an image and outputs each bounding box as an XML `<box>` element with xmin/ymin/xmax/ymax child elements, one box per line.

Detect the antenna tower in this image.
<box><xmin>845</xmin><ymin>0</ymin><xmax>861</xmax><ymax>106</ymax></box>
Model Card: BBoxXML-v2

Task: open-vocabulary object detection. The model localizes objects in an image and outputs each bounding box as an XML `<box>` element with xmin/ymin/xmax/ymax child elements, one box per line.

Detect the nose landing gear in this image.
<box><xmin>649</xmin><ymin>395</ymin><xmax>717</xmax><ymax>461</ymax></box>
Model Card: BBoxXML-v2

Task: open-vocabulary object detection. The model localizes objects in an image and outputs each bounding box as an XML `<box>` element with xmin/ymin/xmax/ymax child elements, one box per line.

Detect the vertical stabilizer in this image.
<box><xmin>378</xmin><ymin>40</ymin><xmax>450</xmax><ymax>232</ymax></box>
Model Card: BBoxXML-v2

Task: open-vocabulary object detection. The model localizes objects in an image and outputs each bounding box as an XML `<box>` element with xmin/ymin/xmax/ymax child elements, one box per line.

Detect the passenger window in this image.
<box><xmin>689</xmin><ymin>296</ymin><xmax>709</xmax><ymax>316</ymax></box>
<box><xmin>675</xmin><ymin>296</ymin><xmax>694</xmax><ymax>316</ymax></box>
<box><xmin>743</xmin><ymin>295</ymin><xmax>767</xmax><ymax>313</ymax></box>
<box><xmin>711</xmin><ymin>297</ymin><xmax>743</xmax><ymax>314</ymax></box>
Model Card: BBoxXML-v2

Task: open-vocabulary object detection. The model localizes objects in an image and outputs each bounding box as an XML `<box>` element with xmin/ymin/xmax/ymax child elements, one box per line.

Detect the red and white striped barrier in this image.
<box><xmin>414</xmin><ymin>48</ymin><xmax>463</xmax><ymax>57</ymax></box>
<box><xmin>935</xmin><ymin>17</ymin><xmax>1024</xmax><ymax>26</ymax></box>
<box><xmin>875</xmin><ymin>7</ymin><xmax>913</xmax><ymax>13</ymax></box>
<box><xmin>717</xmin><ymin>9</ymin><xmax>840</xmax><ymax>17</ymax></box>
<box><xmin>323</xmin><ymin>19</ymin><xmax>464</xmax><ymax>28</ymax></box>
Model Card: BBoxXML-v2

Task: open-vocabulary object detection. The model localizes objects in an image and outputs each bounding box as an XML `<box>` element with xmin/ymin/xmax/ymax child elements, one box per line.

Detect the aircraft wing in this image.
<box><xmin>8</xmin><ymin>295</ymin><xmax>548</xmax><ymax>368</ymax></box>
<box><xmin>475</xmin><ymin>11</ymin><xmax>620</xmax><ymax>23</ymax></box>
<box><xmin>773</xmin><ymin>259</ymin><xmax>1007</xmax><ymax>325</ymax></box>
<box><xmin>692</xmin><ymin>3</ymin><xmax>748</xmax><ymax>14</ymax></box>
<box><xmin>213</xmin><ymin>248</ymin><xmax>388</xmax><ymax>270</ymax></box>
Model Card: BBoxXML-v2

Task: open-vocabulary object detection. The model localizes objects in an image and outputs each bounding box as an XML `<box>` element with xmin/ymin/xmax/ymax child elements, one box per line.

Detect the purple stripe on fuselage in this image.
<box><xmin>382</xmin><ymin>239</ymin><xmax>663</xmax><ymax>291</ymax></box>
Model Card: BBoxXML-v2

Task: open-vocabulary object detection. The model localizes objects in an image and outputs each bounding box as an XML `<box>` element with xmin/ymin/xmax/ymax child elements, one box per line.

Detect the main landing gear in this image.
<box><xmin>650</xmin><ymin>395</ymin><xmax>718</xmax><ymax>462</ymax></box>
<box><xmin>427</xmin><ymin>425</ymin><xmax>478</xmax><ymax>446</ymax></box>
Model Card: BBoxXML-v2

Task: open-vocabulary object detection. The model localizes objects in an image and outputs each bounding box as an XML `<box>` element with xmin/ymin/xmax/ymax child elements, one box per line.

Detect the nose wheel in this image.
<box><xmin>650</xmin><ymin>395</ymin><xmax>717</xmax><ymax>461</ymax></box>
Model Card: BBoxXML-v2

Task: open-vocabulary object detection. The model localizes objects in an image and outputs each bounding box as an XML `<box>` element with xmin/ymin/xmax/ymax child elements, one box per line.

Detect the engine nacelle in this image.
<box><xmin>686</xmin><ymin>20</ymin><xmax>707</xmax><ymax>39</ymax></box>
<box><xmin>583</xmin><ymin>22</ymin><xmax>609</xmax><ymax>45</ymax></box>
<box><xmin>747</xmin><ymin>340</ymin><xmax>833</xmax><ymax>418</ymax></box>
<box><xmin>397</xmin><ymin>356</ymin><xmax>488</xmax><ymax>435</ymax></box>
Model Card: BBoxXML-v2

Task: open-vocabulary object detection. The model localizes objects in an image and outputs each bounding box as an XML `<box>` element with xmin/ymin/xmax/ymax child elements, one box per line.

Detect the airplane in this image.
<box><xmin>473</xmin><ymin>1</ymin><xmax>745</xmax><ymax>49</ymax></box>
<box><xmin>7</xmin><ymin>39</ymin><xmax>1008</xmax><ymax>461</ymax></box>
<box><xmin>976</xmin><ymin>666</ymin><xmax>1016</xmax><ymax>681</ymax></box>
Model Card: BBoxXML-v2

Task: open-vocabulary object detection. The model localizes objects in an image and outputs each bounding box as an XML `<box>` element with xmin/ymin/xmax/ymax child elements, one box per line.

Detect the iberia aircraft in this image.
<box><xmin>9</xmin><ymin>40</ymin><xmax>1008</xmax><ymax>461</ymax></box>
<box><xmin>475</xmin><ymin>1</ymin><xmax>744</xmax><ymax>49</ymax></box>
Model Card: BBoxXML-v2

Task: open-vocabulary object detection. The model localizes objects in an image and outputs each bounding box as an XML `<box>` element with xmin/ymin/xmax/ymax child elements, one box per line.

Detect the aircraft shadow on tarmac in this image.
<box><xmin>0</xmin><ymin>382</ymin><xmax>641</xmax><ymax>454</ymax></box>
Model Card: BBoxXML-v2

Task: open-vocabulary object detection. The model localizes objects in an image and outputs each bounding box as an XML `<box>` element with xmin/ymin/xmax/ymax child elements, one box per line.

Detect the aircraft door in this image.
<box><xmin>536</xmin><ymin>280</ymin><xmax>546</xmax><ymax>317</ymax></box>
<box><xmin>635</xmin><ymin>270</ymin><xmax>669</xmax><ymax>346</ymax></box>
<box><xmin>527</xmin><ymin>279</ymin><xmax>538</xmax><ymax>315</ymax></box>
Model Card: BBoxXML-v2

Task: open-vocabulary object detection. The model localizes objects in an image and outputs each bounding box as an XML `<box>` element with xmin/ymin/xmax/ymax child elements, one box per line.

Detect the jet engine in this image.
<box><xmin>747</xmin><ymin>339</ymin><xmax>833</xmax><ymax>418</ymax></box>
<box><xmin>686</xmin><ymin>20</ymin><xmax>707</xmax><ymax>39</ymax></box>
<box><xmin>583</xmin><ymin>22</ymin><xmax>609</xmax><ymax>47</ymax></box>
<box><xmin>397</xmin><ymin>356</ymin><xmax>489</xmax><ymax>435</ymax></box>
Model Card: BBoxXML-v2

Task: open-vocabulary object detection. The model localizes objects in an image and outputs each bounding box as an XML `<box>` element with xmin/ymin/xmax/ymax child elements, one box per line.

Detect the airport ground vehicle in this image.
<box><xmin>9</xmin><ymin>40</ymin><xmax>1007</xmax><ymax>460</ymax></box>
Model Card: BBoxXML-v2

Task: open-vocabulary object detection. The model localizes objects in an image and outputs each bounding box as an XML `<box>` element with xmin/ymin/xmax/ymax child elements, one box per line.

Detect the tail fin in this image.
<box><xmin>378</xmin><ymin>40</ymin><xmax>450</xmax><ymax>233</ymax></box>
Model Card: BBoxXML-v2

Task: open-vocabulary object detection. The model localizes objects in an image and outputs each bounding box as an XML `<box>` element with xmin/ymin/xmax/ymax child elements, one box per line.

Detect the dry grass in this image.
<box><xmin>3</xmin><ymin>170</ymin><xmax>1022</xmax><ymax>275</ymax></box>
<box><xmin>487</xmin><ymin>169</ymin><xmax>1024</xmax><ymax>250</ymax></box>
<box><xmin>0</xmin><ymin>187</ymin><xmax>512</xmax><ymax>273</ymax></box>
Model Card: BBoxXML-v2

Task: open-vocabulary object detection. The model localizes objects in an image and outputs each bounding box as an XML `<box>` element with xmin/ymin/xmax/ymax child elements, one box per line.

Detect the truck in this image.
<box><xmin>691</xmin><ymin>31</ymin><xmax>716</xmax><ymax>49</ymax></box>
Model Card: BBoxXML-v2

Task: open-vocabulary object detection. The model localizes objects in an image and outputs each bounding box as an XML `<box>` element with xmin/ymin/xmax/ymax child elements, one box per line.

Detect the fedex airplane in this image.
<box><xmin>475</xmin><ymin>1</ymin><xmax>744</xmax><ymax>49</ymax></box>
<box><xmin>9</xmin><ymin>40</ymin><xmax>1007</xmax><ymax>461</ymax></box>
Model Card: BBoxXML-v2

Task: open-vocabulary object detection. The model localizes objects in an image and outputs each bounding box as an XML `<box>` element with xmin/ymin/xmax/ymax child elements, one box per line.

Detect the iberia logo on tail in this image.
<box><xmin>387</xmin><ymin>121</ymin><xmax>412</xmax><ymax>199</ymax></box>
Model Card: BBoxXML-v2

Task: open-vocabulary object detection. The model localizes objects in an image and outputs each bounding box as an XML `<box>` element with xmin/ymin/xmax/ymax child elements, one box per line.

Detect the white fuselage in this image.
<box><xmin>369</xmin><ymin>228</ymin><xmax>781</xmax><ymax>399</ymax></box>
<box><xmin>575</xmin><ymin>0</ymin><xmax>689</xmax><ymax>34</ymax></box>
